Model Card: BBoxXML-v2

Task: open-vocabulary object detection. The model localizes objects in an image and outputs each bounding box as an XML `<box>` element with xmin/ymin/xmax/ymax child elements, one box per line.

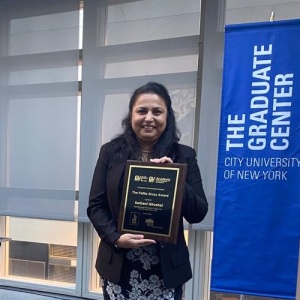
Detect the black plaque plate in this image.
<box><xmin>118</xmin><ymin>160</ymin><xmax>187</xmax><ymax>244</ymax></box>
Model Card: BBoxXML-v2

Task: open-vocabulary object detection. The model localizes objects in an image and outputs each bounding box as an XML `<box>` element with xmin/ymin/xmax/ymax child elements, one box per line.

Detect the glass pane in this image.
<box><xmin>101</xmin><ymin>93</ymin><xmax>128</xmax><ymax>144</ymax></box>
<box><xmin>104</xmin><ymin>55</ymin><xmax>198</xmax><ymax>79</ymax></box>
<box><xmin>9</xmin><ymin>66</ymin><xmax>78</xmax><ymax>86</ymax></box>
<box><xmin>7</xmin><ymin>97</ymin><xmax>78</xmax><ymax>190</ymax></box>
<box><xmin>105</xmin><ymin>0</ymin><xmax>200</xmax><ymax>45</ymax></box>
<box><xmin>172</xmin><ymin>88</ymin><xmax>196</xmax><ymax>147</ymax></box>
<box><xmin>6</xmin><ymin>217</ymin><xmax>77</xmax><ymax>285</ymax></box>
<box><xmin>9</xmin><ymin>11</ymin><xmax>80</xmax><ymax>55</ymax></box>
<box><xmin>0</xmin><ymin>0</ymin><xmax>81</xmax><ymax>220</ymax></box>
<box><xmin>83</xmin><ymin>0</ymin><xmax>201</xmax><ymax>295</ymax></box>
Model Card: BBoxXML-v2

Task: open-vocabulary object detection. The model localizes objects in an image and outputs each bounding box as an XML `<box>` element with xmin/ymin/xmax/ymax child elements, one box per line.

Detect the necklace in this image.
<box><xmin>141</xmin><ymin>150</ymin><xmax>151</xmax><ymax>153</ymax></box>
<box><xmin>140</xmin><ymin>149</ymin><xmax>152</xmax><ymax>162</ymax></box>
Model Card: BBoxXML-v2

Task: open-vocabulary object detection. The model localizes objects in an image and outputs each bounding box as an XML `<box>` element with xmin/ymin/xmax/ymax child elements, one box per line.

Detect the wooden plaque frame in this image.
<box><xmin>118</xmin><ymin>160</ymin><xmax>187</xmax><ymax>244</ymax></box>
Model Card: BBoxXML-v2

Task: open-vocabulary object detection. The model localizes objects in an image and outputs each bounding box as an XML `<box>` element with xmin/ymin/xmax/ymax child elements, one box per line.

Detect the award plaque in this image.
<box><xmin>118</xmin><ymin>160</ymin><xmax>187</xmax><ymax>244</ymax></box>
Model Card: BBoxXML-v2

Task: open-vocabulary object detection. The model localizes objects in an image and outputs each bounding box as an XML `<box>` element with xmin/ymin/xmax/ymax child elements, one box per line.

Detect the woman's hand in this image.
<box><xmin>115</xmin><ymin>233</ymin><xmax>156</xmax><ymax>249</ymax></box>
<box><xmin>150</xmin><ymin>156</ymin><xmax>173</xmax><ymax>164</ymax></box>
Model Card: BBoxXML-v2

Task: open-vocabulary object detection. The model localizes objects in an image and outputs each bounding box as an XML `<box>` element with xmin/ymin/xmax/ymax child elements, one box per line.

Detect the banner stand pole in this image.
<box><xmin>296</xmin><ymin>241</ymin><xmax>300</xmax><ymax>300</ymax></box>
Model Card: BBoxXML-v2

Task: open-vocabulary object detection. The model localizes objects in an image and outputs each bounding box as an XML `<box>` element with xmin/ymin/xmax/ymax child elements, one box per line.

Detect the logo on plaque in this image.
<box><xmin>145</xmin><ymin>218</ymin><xmax>154</xmax><ymax>227</ymax></box>
<box><xmin>129</xmin><ymin>212</ymin><xmax>139</xmax><ymax>226</ymax></box>
<box><xmin>148</xmin><ymin>176</ymin><xmax>155</xmax><ymax>183</ymax></box>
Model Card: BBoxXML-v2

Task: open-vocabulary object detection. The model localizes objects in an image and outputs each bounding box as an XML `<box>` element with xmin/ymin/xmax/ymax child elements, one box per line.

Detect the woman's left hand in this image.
<box><xmin>150</xmin><ymin>156</ymin><xmax>173</xmax><ymax>164</ymax></box>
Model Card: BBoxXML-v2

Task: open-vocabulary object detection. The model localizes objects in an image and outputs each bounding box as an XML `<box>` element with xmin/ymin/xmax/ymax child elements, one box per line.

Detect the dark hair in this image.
<box><xmin>113</xmin><ymin>82</ymin><xmax>181</xmax><ymax>159</ymax></box>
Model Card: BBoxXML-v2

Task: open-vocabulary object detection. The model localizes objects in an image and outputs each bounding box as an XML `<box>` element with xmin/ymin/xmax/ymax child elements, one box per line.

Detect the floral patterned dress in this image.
<box><xmin>101</xmin><ymin>244</ymin><xmax>181</xmax><ymax>300</ymax></box>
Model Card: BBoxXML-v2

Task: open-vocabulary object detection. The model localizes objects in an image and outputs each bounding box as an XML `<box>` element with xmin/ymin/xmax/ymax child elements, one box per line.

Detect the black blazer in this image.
<box><xmin>87</xmin><ymin>140</ymin><xmax>208</xmax><ymax>288</ymax></box>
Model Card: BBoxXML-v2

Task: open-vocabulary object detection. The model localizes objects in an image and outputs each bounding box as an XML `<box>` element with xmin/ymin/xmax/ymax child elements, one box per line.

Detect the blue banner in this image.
<box><xmin>211</xmin><ymin>20</ymin><xmax>300</xmax><ymax>299</ymax></box>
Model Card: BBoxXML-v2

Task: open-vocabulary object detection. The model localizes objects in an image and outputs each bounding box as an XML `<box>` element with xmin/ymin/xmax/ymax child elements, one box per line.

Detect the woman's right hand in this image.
<box><xmin>115</xmin><ymin>233</ymin><xmax>156</xmax><ymax>249</ymax></box>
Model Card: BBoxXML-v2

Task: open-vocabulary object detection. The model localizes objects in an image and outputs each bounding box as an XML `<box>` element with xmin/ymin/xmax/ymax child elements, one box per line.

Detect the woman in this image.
<box><xmin>87</xmin><ymin>82</ymin><xmax>208</xmax><ymax>300</ymax></box>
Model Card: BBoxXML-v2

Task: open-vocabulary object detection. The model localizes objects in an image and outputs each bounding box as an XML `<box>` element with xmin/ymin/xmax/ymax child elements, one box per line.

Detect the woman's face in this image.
<box><xmin>131</xmin><ymin>93</ymin><xmax>167</xmax><ymax>146</ymax></box>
